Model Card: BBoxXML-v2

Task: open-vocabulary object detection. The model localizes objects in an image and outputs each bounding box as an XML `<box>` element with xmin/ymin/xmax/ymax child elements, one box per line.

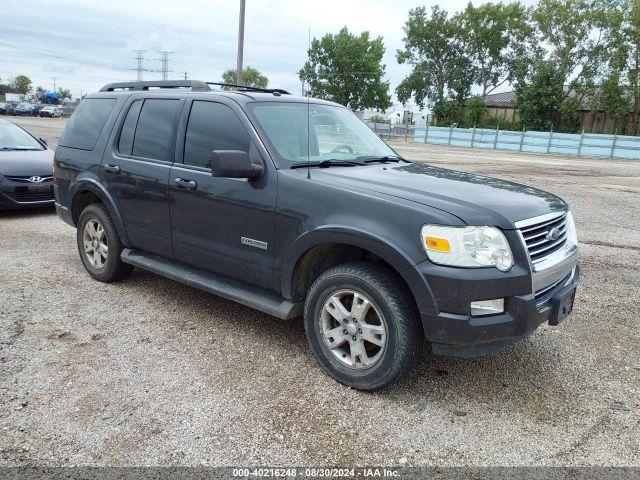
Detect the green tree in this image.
<box><xmin>513</xmin><ymin>0</ymin><xmax>610</xmax><ymax>131</ymax></box>
<box><xmin>396</xmin><ymin>6</ymin><xmax>473</xmax><ymax>121</ymax></box>
<box><xmin>458</xmin><ymin>2</ymin><xmax>530</xmax><ymax>96</ymax></box>
<box><xmin>35</xmin><ymin>86</ymin><xmax>46</xmax><ymax>96</ymax></box>
<box><xmin>222</xmin><ymin>66</ymin><xmax>268</xmax><ymax>88</ymax></box>
<box><xmin>465</xmin><ymin>95</ymin><xmax>488</xmax><ymax>125</ymax></box>
<box><xmin>299</xmin><ymin>27</ymin><xmax>391</xmax><ymax>111</ymax></box>
<box><xmin>11</xmin><ymin>75</ymin><xmax>32</xmax><ymax>95</ymax></box>
<box><xmin>605</xmin><ymin>0</ymin><xmax>639</xmax><ymax>134</ymax></box>
<box><xmin>56</xmin><ymin>87</ymin><xmax>72</xmax><ymax>100</ymax></box>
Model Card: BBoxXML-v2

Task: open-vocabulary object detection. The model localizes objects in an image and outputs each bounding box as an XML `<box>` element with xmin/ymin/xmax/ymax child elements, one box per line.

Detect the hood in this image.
<box><xmin>0</xmin><ymin>148</ymin><xmax>54</xmax><ymax>177</ymax></box>
<box><xmin>307</xmin><ymin>162</ymin><xmax>566</xmax><ymax>228</ymax></box>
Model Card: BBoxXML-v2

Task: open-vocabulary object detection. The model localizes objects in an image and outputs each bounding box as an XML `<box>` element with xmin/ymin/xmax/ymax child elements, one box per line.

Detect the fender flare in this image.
<box><xmin>68</xmin><ymin>177</ymin><xmax>131</xmax><ymax>247</ymax></box>
<box><xmin>280</xmin><ymin>226</ymin><xmax>438</xmax><ymax>314</ymax></box>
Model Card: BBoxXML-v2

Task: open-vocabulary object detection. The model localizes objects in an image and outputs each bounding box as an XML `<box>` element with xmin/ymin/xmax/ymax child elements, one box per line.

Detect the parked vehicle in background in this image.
<box><xmin>13</xmin><ymin>103</ymin><xmax>35</xmax><ymax>116</ymax></box>
<box><xmin>0</xmin><ymin>102</ymin><xmax>14</xmax><ymax>115</ymax></box>
<box><xmin>54</xmin><ymin>80</ymin><xmax>580</xmax><ymax>390</ymax></box>
<box><xmin>32</xmin><ymin>104</ymin><xmax>45</xmax><ymax>117</ymax></box>
<box><xmin>40</xmin><ymin>106</ymin><xmax>62</xmax><ymax>118</ymax></box>
<box><xmin>0</xmin><ymin>119</ymin><xmax>55</xmax><ymax>209</ymax></box>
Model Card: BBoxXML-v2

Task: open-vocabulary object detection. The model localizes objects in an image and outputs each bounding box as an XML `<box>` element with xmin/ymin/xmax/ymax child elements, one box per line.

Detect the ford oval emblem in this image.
<box><xmin>547</xmin><ymin>226</ymin><xmax>562</xmax><ymax>241</ymax></box>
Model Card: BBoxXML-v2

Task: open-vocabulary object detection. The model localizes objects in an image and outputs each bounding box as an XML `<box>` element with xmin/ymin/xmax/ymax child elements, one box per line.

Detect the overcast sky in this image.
<box><xmin>1</xmin><ymin>0</ymin><xmax>531</xmax><ymax>107</ymax></box>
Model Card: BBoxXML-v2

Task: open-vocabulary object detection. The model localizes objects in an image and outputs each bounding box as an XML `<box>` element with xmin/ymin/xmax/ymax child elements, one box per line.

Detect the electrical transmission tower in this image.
<box><xmin>131</xmin><ymin>50</ymin><xmax>150</xmax><ymax>81</ymax></box>
<box><xmin>157</xmin><ymin>51</ymin><xmax>174</xmax><ymax>80</ymax></box>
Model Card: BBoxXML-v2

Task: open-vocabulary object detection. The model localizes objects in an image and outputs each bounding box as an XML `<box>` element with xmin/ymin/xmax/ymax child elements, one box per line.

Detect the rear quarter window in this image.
<box><xmin>59</xmin><ymin>98</ymin><xmax>117</xmax><ymax>151</ymax></box>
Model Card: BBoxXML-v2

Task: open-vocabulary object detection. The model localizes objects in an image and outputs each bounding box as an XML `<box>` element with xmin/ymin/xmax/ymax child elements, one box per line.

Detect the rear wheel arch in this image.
<box><xmin>69</xmin><ymin>180</ymin><xmax>130</xmax><ymax>247</ymax></box>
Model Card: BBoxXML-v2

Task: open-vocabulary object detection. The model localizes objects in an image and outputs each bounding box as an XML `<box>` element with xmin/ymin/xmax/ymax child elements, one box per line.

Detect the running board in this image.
<box><xmin>121</xmin><ymin>248</ymin><xmax>303</xmax><ymax>320</ymax></box>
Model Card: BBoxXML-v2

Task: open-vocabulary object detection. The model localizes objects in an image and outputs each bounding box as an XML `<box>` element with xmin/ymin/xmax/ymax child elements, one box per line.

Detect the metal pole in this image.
<box><xmin>519</xmin><ymin>127</ymin><xmax>525</xmax><ymax>152</ymax></box>
<box><xmin>494</xmin><ymin>124</ymin><xmax>499</xmax><ymax>150</ymax></box>
<box><xmin>547</xmin><ymin>126</ymin><xmax>553</xmax><ymax>154</ymax></box>
<box><xmin>610</xmin><ymin>130</ymin><xmax>618</xmax><ymax>159</ymax></box>
<box><xmin>471</xmin><ymin>124</ymin><xmax>476</xmax><ymax>148</ymax></box>
<box><xmin>424</xmin><ymin>123</ymin><xmax>429</xmax><ymax>143</ymax></box>
<box><xmin>448</xmin><ymin>124</ymin><xmax>453</xmax><ymax>145</ymax></box>
<box><xmin>578</xmin><ymin>130</ymin><xmax>584</xmax><ymax>157</ymax></box>
<box><xmin>236</xmin><ymin>0</ymin><xmax>246</xmax><ymax>85</ymax></box>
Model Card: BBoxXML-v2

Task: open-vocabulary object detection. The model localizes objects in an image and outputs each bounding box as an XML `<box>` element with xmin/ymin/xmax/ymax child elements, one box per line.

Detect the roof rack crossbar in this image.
<box><xmin>205</xmin><ymin>82</ymin><xmax>290</xmax><ymax>95</ymax></box>
<box><xmin>99</xmin><ymin>80</ymin><xmax>211</xmax><ymax>92</ymax></box>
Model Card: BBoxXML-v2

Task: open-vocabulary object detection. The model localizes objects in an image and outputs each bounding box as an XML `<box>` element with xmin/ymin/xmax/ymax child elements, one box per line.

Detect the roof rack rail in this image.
<box><xmin>205</xmin><ymin>82</ymin><xmax>290</xmax><ymax>95</ymax></box>
<box><xmin>99</xmin><ymin>80</ymin><xmax>211</xmax><ymax>92</ymax></box>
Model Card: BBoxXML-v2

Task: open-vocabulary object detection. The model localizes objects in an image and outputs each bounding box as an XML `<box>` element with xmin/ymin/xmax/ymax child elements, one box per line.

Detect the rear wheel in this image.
<box><xmin>76</xmin><ymin>203</ymin><xmax>133</xmax><ymax>282</ymax></box>
<box><xmin>304</xmin><ymin>262</ymin><xmax>424</xmax><ymax>390</ymax></box>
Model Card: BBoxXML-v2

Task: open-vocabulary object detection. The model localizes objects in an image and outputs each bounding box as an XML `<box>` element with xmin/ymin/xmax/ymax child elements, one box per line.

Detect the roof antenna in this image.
<box><xmin>306</xmin><ymin>27</ymin><xmax>311</xmax><ymax>180</ymax></box>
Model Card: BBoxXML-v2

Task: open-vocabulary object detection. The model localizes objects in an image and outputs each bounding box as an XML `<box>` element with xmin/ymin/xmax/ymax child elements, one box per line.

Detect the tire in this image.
<box><xmin>304</xmin><ymin>262</ymin><xmax>424</xmax><ymax>390</ymax></box>
<box><xmin>76</xmin><ymin>203</ymin><xmax>133</xmax><ymax>282</ymax></box>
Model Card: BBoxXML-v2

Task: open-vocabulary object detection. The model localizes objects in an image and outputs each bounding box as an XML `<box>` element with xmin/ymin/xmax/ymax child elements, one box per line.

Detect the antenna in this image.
<box><xmin>306</xmin><ymin>28</ymin><xmax>311</xmax><ymax>180</ymax></box>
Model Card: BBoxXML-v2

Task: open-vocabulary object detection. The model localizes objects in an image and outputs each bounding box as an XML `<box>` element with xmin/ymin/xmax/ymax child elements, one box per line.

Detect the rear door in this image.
<box><xmin>169</xmin><ymin>98</ymin><xmax>277</xmax><ymax>289</ymax></box>
<box><xmin>101</xmin><ymin>96</ymin><xmax>183</xmax><ymax>258</ymax></box>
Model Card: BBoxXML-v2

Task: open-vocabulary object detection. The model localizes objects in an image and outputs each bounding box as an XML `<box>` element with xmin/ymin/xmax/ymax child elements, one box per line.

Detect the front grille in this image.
<box><xmin>4</xmin><ymin>175</ymin><xmax>53</xmax><ymax>183</ymax></box>
<box><xmin>519</xmin><ymin>212</ymin><xmax>567</xmax><ymax>263</ymax></box>
<box><xmin>7</xmin><ymin>189</ymin><xmax>54</xmax><ymax>202</ymax></box>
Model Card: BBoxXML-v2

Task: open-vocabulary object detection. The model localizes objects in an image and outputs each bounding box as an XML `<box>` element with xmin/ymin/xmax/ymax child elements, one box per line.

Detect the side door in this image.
<box><xmin>169</xmin><ymin>98</ymin><xmax>277</xmax><ymax>290</ymax></box>
<box><xmin>101</xmin><ymin>96</ymin><xmax>183</xmax><ymax>258</ymax></box>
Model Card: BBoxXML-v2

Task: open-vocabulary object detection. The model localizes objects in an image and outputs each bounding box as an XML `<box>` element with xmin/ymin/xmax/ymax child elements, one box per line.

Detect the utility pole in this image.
<box><xmin>236</xmin><ymin>0</ymin><xmax>246</xmax><ymax>85</ymax></box>
<box><xmin>182</xmin><ymin>72</ymin><xmax>188</xmax><ymax>80</ymax></box>
<box><xmin>131</xmin><ymin>50</ymin><xmax>149</xmax><ymax>81</ymax></box>
<box><xmin>157</xmin><ymin>51</ymin><xmax>174</xmax><ymax>80</ymax></box>
<box><xmin>53</xmin><ymin>76</ymin><xmax>56</xmax><ymax>91</ymax></box>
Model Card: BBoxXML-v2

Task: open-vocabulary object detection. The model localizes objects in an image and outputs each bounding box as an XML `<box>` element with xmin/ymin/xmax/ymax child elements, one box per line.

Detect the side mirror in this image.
<box><xmin>39</xmin><ymin>138</ymin><xmax>48</xmax><ymax>146</ymax></box>
<box><xmin>210</xmin><ymin>150</ymin><xmax>264</xmax><ymax>180</ymax></box>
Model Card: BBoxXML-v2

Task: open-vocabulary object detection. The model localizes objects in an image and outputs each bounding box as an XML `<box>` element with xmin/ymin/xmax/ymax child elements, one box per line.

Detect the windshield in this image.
<box><xmin>17</xmin><ymin>103</ymin><xmax>30</xmax><ymax>108</ymax></box>
<box><xmin>0</xmin><ymin>122</ymin><xmax>43</xmax><ymax>150</ymax></box>
<box><xmin>249</xmin><ymin>102</ymin><xmax>398</xmax><ymax>167</ymax></box>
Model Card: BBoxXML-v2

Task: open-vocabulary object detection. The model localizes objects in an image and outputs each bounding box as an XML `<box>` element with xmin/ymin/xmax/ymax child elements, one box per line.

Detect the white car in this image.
<box><xmin>39</xmin><ymin>106</ymin><xmax>62</xmax><ymax>118</ymax></box>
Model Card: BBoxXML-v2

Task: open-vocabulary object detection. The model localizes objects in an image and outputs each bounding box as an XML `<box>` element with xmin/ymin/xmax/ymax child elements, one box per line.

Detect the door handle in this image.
<box><xmin>174</xmin><ymin>178</ymin><xmax>198</xmax><ymax>191</ymax></box>
<box><xmin>103</xmin><ymin>163</ymin><xmax>120</xmax><ymax>174</ymax></box>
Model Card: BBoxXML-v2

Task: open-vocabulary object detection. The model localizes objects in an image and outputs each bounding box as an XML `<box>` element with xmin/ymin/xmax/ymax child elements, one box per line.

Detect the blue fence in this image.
<box><xmin>408</xmin><ymin>125</ymin><xmax>640</xmax><ymax>160</ymax></box>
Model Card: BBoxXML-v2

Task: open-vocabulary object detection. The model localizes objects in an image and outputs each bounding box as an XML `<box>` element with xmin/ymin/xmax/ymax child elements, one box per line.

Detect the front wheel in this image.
<box><xmin>304</xmin><ymin>262</ymin><xmax>424</xmax><ymax>390</ymax></box>
<box><xmin>76</xmin><ymin>203</ymin><xmax>133</xmax><ymax>282</ymax></box>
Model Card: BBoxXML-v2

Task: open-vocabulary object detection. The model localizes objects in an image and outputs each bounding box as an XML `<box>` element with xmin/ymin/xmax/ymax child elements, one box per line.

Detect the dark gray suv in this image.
<box><xmin>54</xmin><ymin>80</ymin><xmax>579</xmax><ymax>390</ymax></box>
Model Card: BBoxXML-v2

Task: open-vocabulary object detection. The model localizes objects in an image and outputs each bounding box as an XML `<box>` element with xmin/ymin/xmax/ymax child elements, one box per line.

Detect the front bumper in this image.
<box><xmin>409</xmin><ymin>246</ymin><xmax>579</xmax><ymax>357</ymax></box>
<box><xmin>0</xmin><ymin>177</ymin><xmax>55</xmax><ymax>210</ymax></box>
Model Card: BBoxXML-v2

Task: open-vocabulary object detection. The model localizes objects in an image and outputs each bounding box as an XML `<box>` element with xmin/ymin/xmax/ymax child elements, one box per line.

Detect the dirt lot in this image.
<box><xmin>1</xmin><ymin>116</ymin><xmax>638</xmax><ymax>466</ymax></box>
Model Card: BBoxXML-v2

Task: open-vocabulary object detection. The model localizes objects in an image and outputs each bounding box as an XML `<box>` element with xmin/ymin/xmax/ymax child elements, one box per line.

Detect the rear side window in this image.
<box><xmin>117</xmin><ymin>100</ymin><xmax>143</xmax><ymax>155</ymax></box>
<box><xmin>59</xmin><ymin>98</ymin><xmax>116</xmax><ymax>150</ymax></box>
<box><xmin>132</xmin><ymin>99</ymin><xmax>180</xmax><ymax>162</ymax></box>
<box><xmin>184</xmin><ymin>101</ymin><xmax>250</xmax><ymax>169</ymax></box>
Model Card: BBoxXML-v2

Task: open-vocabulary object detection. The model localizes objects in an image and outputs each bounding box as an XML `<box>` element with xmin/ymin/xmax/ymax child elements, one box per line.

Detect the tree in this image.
<box><xmin>396</xmin><ymin>6</ymin><xmax>473</xmax><ymax>120</ymax></box>
<box><xmin>11</xmin><ymin>75</ymin><xmax>32</xmax><ymax>95</ymax></box>
<box><xmin>465</xmin><ymin>95</ymin><xmax>488</xmax><ymax>125</ymax></box>
<box><xmin>605</xmin><ymin>0</ymin><xmax>639</xmax><ymax>134</ymax></box>
<box><xmin>513</xmin><ymin>0</ymin><xmax>610</xmax><ymax>131</ymax></box>
<box><xmin>457</xmin><ymin>2</ymin><xmax>530</xmax><ymax>96</ymax></box>
<box><xmin>222</xmin><ymin>66</ymin><xmax>268</xmax><ymax>88</ymax></box>
<box><xmin>57</xmin><ymin>88</ymin><xmax>72</xmax><ymax>100</ymax></box>
<box><xmin>35</xmin><ymin>86</ymin><xmax>46</xmax><ymax>96</ymax></box>
<box><xmin>299</xmin><ymin>27</ymin><xmax>391</xmax><ymax>111</ymax></box>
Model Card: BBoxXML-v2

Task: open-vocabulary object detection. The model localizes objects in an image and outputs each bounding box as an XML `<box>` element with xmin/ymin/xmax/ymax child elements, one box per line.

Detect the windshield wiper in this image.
<box><xmin>291</xmin><ymin>159</ymin><xmax>364</xmax><ymax>169</ymax></box>
<box><xmin>0</xmin><ymin>147</ymin><xmax>40</xmax><ymax>151</ymax></box>
<box><xmin>361</xmin><ymin>155</ymin><xmax>403</xmax><ymax>164</ymax></box>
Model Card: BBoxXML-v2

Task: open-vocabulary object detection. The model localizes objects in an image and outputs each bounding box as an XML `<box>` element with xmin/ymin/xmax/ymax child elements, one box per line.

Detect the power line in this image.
<box><xmin>157</xmin><ymin>51</ymin><xmax>174</xmax><ymax>80</ymax></box>
<box><xmin>131</xmin><ymin>50</ymin><xmax>150</xmax><ymax>81</ymax></box>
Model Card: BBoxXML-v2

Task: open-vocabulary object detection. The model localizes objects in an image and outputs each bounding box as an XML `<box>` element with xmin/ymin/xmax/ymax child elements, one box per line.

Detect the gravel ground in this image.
<box><xmin>1</xmin><ymin>117</ymin><xmax>638</xmax><ymax>467</ymax></box>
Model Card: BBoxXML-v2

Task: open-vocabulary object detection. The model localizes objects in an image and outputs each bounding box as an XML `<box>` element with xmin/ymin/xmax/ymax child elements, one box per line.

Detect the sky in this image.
<box><xmin>0</xmin><ymin>0</ymin><xmax>530</xmax><ymax>108</ymax></box>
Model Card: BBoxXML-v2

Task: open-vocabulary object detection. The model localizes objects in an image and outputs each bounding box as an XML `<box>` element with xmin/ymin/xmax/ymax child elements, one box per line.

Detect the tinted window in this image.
<box><xmin>132</xmin><ymin>99</ymin><xmax>180</xmax><ymax>161</ymax></box>
<box><xmin>59</xmin><ymin>98</ymin><xmax>116</xmax><ymax>150</ymax></box>
<box><xmin>184</xmin><ymin>101</ymin><xmax>250</xmax><ymax>169</ymax></box>
<box><xmin>117</xmin><ymin>100</ymin><xmax>142</xmax><ymax>155</ymax></box>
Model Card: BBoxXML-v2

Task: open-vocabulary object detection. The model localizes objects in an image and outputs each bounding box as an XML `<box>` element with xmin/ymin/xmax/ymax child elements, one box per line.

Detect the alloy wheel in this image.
<box><xmin>83</xmin><ymin>219</ymin><xmax>108</xmax><ymax>269</ymax></box>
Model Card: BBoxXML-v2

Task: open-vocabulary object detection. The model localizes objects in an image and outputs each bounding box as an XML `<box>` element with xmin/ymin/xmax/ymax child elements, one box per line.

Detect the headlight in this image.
<box><xmin>421</xmin><ymin>225</ymin><xmax>514</xmax><ymax>271</ymax></box>
<box><xmin>565</xmin><ymin>210</ymin><xmax>578</xmax><ymax>246</ymax></box>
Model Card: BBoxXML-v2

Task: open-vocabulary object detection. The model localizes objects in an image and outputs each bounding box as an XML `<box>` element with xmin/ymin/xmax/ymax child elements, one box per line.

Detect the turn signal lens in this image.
<box><xmin>424</xmin><ymin>237</ymin><xmax>451</xmax><ymax>252</ymax></box>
